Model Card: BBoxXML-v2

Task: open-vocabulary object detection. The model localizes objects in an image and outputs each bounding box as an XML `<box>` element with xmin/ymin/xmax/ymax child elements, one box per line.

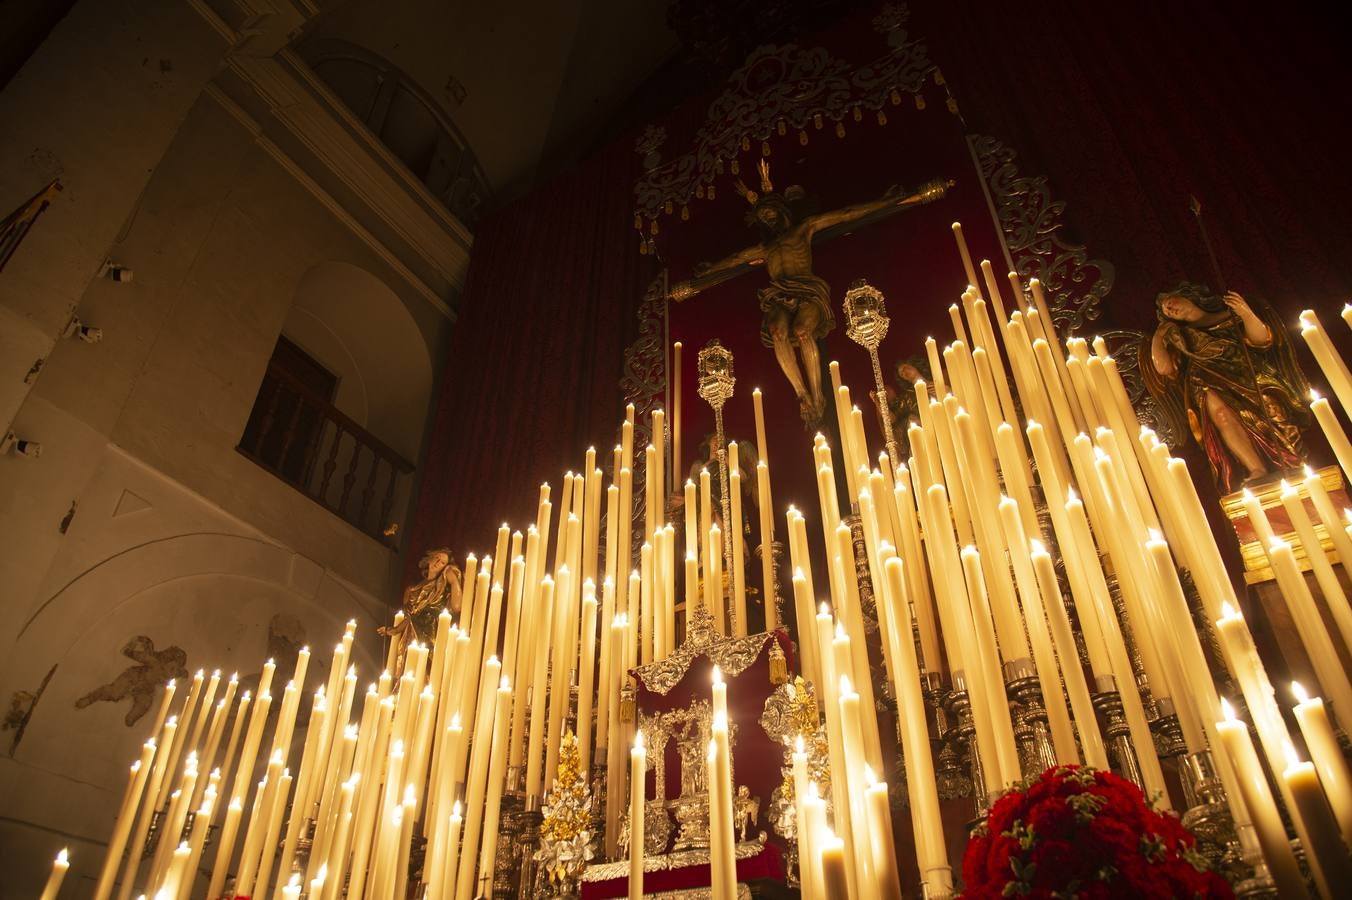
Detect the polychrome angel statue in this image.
<box><xmin>378</xmin><ymin>547</ymin><xmax>462</xmax><ymax>677</ymax></box>
<box><xmin>1141</xmin><ymin>283</ymin><xmax>1309</xmax><ymax>492</ymax></box>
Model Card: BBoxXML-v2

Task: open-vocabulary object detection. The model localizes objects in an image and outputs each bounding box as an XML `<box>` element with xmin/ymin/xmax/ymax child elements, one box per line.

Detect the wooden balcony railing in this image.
<box><xmin>238</xmin><ymin>360</ymin><xmax>415</xmax><ymax>547</ymax></box>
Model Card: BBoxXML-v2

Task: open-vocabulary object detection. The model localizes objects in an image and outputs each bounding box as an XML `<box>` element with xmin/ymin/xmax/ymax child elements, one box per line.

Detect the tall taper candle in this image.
<box><xmin>629</xmin><ymin>730</ymin><xmax>646</xmax><ymax>900</ymax></box>
<box><xmin>1283</xmin><ymin>740</ymin><xmax>1352</xmax><ymax>898</ymax></box>
<box><xmin>1292</xmin><ymin>681</ymin><xmax>1352</xmax><ymax>845</ymax></box>
<box><xmin>39</xmin><ymin>848</ymin><xmax>69</xmax><ymax>900</ymax></box>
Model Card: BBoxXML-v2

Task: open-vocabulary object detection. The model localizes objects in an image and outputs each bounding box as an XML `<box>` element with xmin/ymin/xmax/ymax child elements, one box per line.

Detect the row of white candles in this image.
<box><xmin>719</xmin><ymin>221</ymin><xmax>1352</xmax><ymax>897</ymax></box>
<box><xmin>78</xmin><ymin>230</ymin><xmax>1352</xmax><ymax>898</ymax></box>
<box><xmin>79</xmin><ymin>377</ymin><xmax>775</xmax><ymax>897</ymax></box>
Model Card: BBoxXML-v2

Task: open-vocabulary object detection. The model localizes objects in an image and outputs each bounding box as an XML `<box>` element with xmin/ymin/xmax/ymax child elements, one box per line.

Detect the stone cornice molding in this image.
<box><xmin>189</xmin><ymin>0</ymin><xmax>470</xmax><ymax>320</ymax></box>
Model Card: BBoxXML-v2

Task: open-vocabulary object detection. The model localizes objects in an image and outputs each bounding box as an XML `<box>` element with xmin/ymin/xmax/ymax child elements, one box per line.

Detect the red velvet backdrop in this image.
<box><xmin>409</xmin><ymin>0</ymin><xmax>1352</xmax><ymax>580</ymax></box>
<box><xmin>407</xmin><ymin>140</ymin><xmax>653</xmax><ymax>573</ymax></box>
<box><xmin>664</xmin><ymin>74</ymin><xmax>1004</xmax><ymax>611</ymax></box>
<box><xmin>909</xmin><ymin>0</ymin><xmax>1352</xmax><ymax>573</ymax></box>
<box><xmin>912</xmin><ymin>0</ymin><xmax>1352</xmax><ymax>330</ymax></box>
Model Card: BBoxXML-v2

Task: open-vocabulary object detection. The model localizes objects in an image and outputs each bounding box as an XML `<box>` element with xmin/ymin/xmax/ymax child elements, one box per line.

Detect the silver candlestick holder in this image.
<box><xmin>697</xmin><ymin>339</ymin><xmax>736</xmax><ymax>620</ymax></box>
<box><xmin>843</xmin><ymin>279</ymin><xmax>900</xmax><ymax>468</ymax></box>
<box><xmin>752</xmin><ymin>539</ymin><xmax>785</xmax><ymax>629</ymax></box>
<box><xmin>1091</xmin><ymin>675</ymin><xmax>1146</xmax><ymax>791</ymax></box>
<box><xmin>1004</xmin><ymin>657</ymin><xmax>1058</xmax><ymax>777</ymax></box>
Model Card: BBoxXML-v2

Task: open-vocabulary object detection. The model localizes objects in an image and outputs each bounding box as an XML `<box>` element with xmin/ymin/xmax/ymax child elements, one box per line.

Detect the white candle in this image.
<box><xmin>1300</xmin><ymin>310</ymin><xmax>1352</xmax><ymax>416</ymax></box>
<box><xmin>878</xmin><ymin>558</ymin><xmax>952</xmax><ymax>893</ymax></box>
<box><xmin>577</xmin><ymin>585</ymin><xmax>599</xmax><ymax>773</ymax></box>
<box><xmin>1267</xmin><ymin>538</ymin><xmax>1352</xmax><ymax>717</ymax></box>
<box><xmin>837</xmin><ymin>675</ymin><xmax>875</xmax><ymax>894</ymax></box>
<box><xmin>1283</xmin><ymin>740</ymin><xmax>1352</xmax><ymax>897</ymax></box>
<box><xmin>629</xmin><ymin>731</ymin><xmax>646</xmax><ymax>900</ymax></box>
<box><xmin>1292</xmin><ymin>681</ymin><xmax>1352</xmax><ymax>846</ymax></box>
<box><xmin>818</xmin><ymin>829</ymin><xmax>850</xmax><ymax>900</ymax></box>
<box><xmin>1030</xmin><ymin>543</ymin><xmax>1108</xmax><ymax>769</ymax></box>
<box><xmin>862</xmin><ymin>767</ymin><xmax>902</xmax><ymax>900</ymax></box>
<box><xmin>1278</xmin><ymin>480</ymin><xmax>1352</xmax><ymax>659</ymax></box>
<box><xmin>1215</xmin><ymin>697</ymin><xmax>1292</xmax><ymax>894</ymax></box>
<box><xmin>730</xmin><ymin>466</ymin><xmax>747</xmax><ymax>636</ymax></box>
<box><xmin>473</xmin><ymin>677</ymin><xmax>514</xmax><ymax>897</ymax></box>
<box><xmin>756</xmin><ymin>462</ymin><xmax>777</xmax><ymax>631</ymax></box>
<box><xmin>1312</xmin><ymin>392</ymin><xmax>1352</xmax><ymax>480</ymax></box>
<box><xmin>707</xmin><ymin>725</ymin><xmax>737</xmax><ymax>899</ymax></box>
<box><xmin>998</xmin><ymin>496</ymin><xmax>1078</xmax><ymax>763</ymax></box>
<box><xmin>93</xmin><ymin>742</ymin><xmax>155</xmax><ymax>900</ymax></box>
<box><xmin>38</xmin><ymin>848</ymin><xmax>68</xmax><ymax>900</ymax></box>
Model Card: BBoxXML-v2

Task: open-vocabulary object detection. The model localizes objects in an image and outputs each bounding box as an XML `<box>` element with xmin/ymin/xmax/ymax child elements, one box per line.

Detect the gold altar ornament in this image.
<box><xmin>535</xmin><ymin>731</ymin><xmax>595</xmax><ymax>887</ymax></box>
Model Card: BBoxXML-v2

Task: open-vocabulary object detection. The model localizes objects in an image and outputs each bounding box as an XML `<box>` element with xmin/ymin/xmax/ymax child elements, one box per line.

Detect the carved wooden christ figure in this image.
<box><xmin>669</xmin><ymin>159</ymin><xmax>952</xmax><ymax>426</ymax></box>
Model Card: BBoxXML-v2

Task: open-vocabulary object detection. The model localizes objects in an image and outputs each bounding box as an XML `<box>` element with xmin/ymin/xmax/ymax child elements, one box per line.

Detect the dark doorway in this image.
<box><xmin>240</xmin><ymin>336</ymin><xmax>339</xmax><ymax>485</ymax></box>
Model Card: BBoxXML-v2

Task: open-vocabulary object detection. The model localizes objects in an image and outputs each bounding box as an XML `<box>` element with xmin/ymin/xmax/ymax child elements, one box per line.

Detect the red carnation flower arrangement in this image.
<box><xmin>962</xmin><ymin>765</ymin><xmax>1233</xmax><ymax>899</ymax></box>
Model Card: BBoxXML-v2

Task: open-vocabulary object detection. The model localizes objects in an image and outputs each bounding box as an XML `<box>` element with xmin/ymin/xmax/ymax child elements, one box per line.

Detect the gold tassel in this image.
<box><xmin>650</xmin><ymin>219</ymin><xmax>659</xmax><ymax>236</ymax></box>
<box><xmin>633</xmin><ymin>214</ymin><xmax>642</xmax><ymax>230</ymax></box>
<box><xmin>730</xmin><ymin>159</ymin><xmax>739</xmax><ymax>175</ymax></box>
<box><xmin>680</xmin><ymin>205</ymin><xmax>690</xmax><ymax>221</ymax></box>
<box><xmin>947</xmin><ymin>97</ymin><xmax>959</xmax><ymax>114</ymax></box>
<box><xmin>777</xmin><ymin>119</ymin><xmax>787</xmax><ymax>136</ymax></box>
<box><xmin>695</xmin><ymin>184</ymin><xmax>705</xmax><ymax>199</ymax></box>
<box><xmin>620</xmin><ymin>682</ymin><xmax>636</xmax><ymax>723</ymax></box>
<box><xmin>934</xmin><ymin>70</ymin><xmax>946</xmax><ymax>85</ymax></box>
<box><xmin>891</xmin><ymin>89</ymin><xmax>902</xmax><ymax>105</ymax></box>
<box><xmin>707</xmin><ymin>184</ymin><xmax>716</xmax><ymax>200</ymax></box>
<box><xmin>741</xmin><ymin>135</ymin><xmax>750</xmax><ymax>152</ymax></box>
<box><xmin>877</xmin><ymin>110</ymin><xmax>887</xmax><ymax>126</ymax></box>
<box><xmin>915</xmin><ymin>94</ymin><xmax>926</xmax><ymax>111</ymax></box>
<box><xmin>813</xmin><ymin>113</ymin><xmax>824</xmax><ymax>130</ymax></box>
<box><xmin>799</xmin><ymin>130</ymin><xmax>809</xmax><ymax>146</ymax></box>
<box><xmin>714</xmin><ymin>157</ymin><xmax>724</xmax><ymax>174</ymax></box>
<box><xmin>761</xmin><ymin>140</ymin><xmax>771</xmax><ymax>157</ymax></box>
<box><xmin>852</xmin><ymin>106</ymin><xmax>863</xmax><ymax>122</ymax></box>
<box><xmin>664</xmin><ymin>200</ymin><xmax>673</xmax><ymax>215</ymax></box>
<box><xmin>639</xmin><ymin>240</ymin><xmax>648</xmax><ymax>256</ymax></box>
<box><xmin>768</xmin><ymin>639</ymin><xmax>788</xmax><ymax>685</ymax></box>
<box><xmin>835</xmin><ymin>120</ymin><xmax>846</xmax><ymax>139</ymax></box>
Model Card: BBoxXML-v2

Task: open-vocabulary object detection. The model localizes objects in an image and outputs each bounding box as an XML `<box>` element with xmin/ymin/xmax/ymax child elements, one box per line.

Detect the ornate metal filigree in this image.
<box><xmin>633</xmin><ymin>6</ymin><xmax>933</xmax><ymax>223</ymax></box>
<box><xmin>970</xmin><ymin>134</ymin><xmax>1116</xmax><ymax>336</ymax></box>
<box><xmin>581</xmin><ymin>832</ymin><xmax>767</xmax><ymax>882</ymax></box>
<box><xmin>534</xmin><ymin>731</ymin><xmax>596</xmax><ymax>888</ymax></box>
<box><xmin>619</xmin><ymin>274</ymin><xmax>669</xmax><ymax>563</ymax></box>
<box><xmin>634</xmin><ymin>615</ymin><xmax>778</xmax><ymax>696</ymax></box>
<box><xmin>970</xmin><ymin>134</ymin><xmax>1169</xmax><ymax>440</ymax></box>
<box><xmin>759</xmin><ymin>678</ymin><xmax>832</xmax><ymax>853</ymax></box>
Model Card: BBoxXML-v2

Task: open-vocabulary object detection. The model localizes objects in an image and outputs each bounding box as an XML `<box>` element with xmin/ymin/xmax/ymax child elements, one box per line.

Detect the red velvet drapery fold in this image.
<box><xmin>406</xmin><ymin>139</ymin><xmax>652</xmax><ymax>575</ymax></box>
<box><xmin>913</xmin><ymin>0</ymin><xmax>1352</xmax><ymax>328</ymax></box>
<box><xmin>409</xmin><ymin>0</ymin><xmax>1352</xmax><ymax>578</ymax></box>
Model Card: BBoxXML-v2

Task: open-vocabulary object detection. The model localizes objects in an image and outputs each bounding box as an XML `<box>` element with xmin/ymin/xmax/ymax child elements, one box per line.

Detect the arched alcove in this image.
<box><xmin>284</xmin><ymin>261</ymin><xmax>433</xmax><ymax>463</ymax></box>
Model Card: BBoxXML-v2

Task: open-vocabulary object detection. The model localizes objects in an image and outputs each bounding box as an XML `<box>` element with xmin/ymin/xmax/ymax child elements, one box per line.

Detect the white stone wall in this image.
<box><xmin>0</xmin><ymin>447</ymin><xmax>386</xmax><ymax>896</ymax></box>
<box><xmin>0</xmin><ymin>11</ymin><xmax>452</xmax><ymax>895</ymax></box>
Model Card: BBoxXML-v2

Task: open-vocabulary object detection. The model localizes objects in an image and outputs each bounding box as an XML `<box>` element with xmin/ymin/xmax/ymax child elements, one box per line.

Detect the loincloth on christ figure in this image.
<box><xmin>757</xmin><ymin>275</ymin><xmax>835</xmax><ymax>348</ymax></box>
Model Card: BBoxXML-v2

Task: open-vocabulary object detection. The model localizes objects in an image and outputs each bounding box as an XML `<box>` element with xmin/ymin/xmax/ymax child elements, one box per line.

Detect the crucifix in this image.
<box><xmin>669</xmin><ymin>159</ymin><xmax>952</xmax><ymax>427</ymax></box>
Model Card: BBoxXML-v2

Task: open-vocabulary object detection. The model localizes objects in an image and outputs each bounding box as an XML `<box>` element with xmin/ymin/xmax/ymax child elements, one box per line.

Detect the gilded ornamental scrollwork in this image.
<box><xmin>633</xmin><ymin>601</ymin><xmax>779</xmax><ymax>696</ymax></box>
